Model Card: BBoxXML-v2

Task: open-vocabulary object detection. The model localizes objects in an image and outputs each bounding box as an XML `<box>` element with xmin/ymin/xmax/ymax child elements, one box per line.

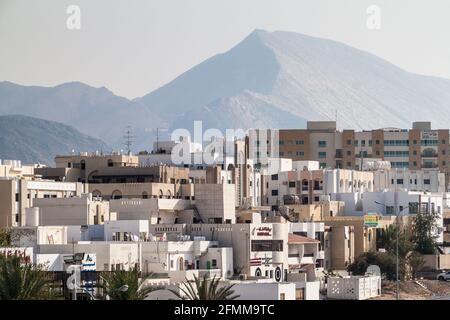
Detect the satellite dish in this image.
<box><xmin>366</xmin><ymin>265</ymin><xmax>381</xmax><ymax>277</ymax></box>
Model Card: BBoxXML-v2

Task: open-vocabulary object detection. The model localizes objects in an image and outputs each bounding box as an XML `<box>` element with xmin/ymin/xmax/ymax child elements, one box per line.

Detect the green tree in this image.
<box><xmin>347</xmin><ymin>251</ymin><xmax>397</xmax><ymax>280</ymax></box>
<box><xmin>377</xmin><ymin>224</ymin><xmax>398</xmax><ymax>252</ymax></box>
<box><xmin>0</xmin><ymin>255</ymin><xmax>54</xmax><ymax>300</ymax></box>
<box><xmin>101</xmin><ymin>268</ymin><xmax>162</xmax><ymax>300</ymax></box>
<box><xmin>0</xmin><ymin>228</ymin><xmax>11</xmax><ymax>246</ymax></box>
<box><xmin>412</xmin><ymin>209</ymin><xmax>439</xmax><ymax>254</ymax></box>
<box><xmin>169</xmin><ymin>274</ymin><xmax>239</xmax><ymax>300</ymax></box>
<box><xmin>407</xmin><ymin>251</ymin><xmax>425</xmax><ymax>280</ymax></box>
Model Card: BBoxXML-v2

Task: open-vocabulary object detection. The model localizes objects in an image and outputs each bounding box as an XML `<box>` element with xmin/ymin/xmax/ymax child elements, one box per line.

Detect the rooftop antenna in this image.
<box><xmin>123</xmin><ymin>125</ymin><xmax>134</xmax><ymax>154</ymax></box>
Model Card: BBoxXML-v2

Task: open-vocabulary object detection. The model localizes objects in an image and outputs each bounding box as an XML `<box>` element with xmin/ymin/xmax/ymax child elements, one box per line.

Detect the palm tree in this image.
<box><xmin>101</xmin><ymin>268</ymin><xmax>163</xmax><ymax>300</ymax></box>
<box><xmin>0</xmin><ymin>255</ymin><xmax>54</xmax><ymax>300</ymax></box>
<box><xmin>169</xmin><ymin>274</ymin><xmax>239</xmax><ymax>300</ymax></box>
<box><xmin>378</xmin><ymin>224</ymin><xmax>398</xmax><ymax>253</ymax></box>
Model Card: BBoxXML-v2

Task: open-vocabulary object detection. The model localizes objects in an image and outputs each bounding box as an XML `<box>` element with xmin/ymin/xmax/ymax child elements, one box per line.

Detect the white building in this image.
<box><xmin>373</xmin><ymin>168</ymin><xmax>446</xmax><ymax>193</ymax></box>
<box><xmin>30</xmin><ymin>194</ymin><xmax>113</xmax><ymax>226</ymax></box>
<box><xmin>332</xmin><ymin>190</ymin><xmax>444</xmax><ymax>243</ymax></box>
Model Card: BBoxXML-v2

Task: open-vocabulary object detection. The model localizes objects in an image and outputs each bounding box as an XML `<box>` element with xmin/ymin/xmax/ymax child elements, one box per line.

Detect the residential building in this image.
<box><xmin>0</xmin><ymin>178</ymin><xmax>83</xmax><ymax>227</ymax></box>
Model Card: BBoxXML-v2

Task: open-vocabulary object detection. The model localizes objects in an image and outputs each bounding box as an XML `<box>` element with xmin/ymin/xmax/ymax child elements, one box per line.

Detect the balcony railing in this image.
<box><xmin>421</xmin><ymin>152</ymin><xmax>438</xmax><ymax>157</ymax></box>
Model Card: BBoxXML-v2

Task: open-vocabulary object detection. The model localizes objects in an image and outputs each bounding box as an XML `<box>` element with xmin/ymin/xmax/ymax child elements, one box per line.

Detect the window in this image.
<box><xmin>279</xmin><ymin>140</ymin><xmax>284</xmax><ymax>145</ymax></box>
<box><xmin>386</xmin><ymin>206</ymin><xmax>394</xmax><ymax>214</ymax></box>
<box><xmin>251</xmin><ymin>240</ymin><xmax>283</xmax><ymax>252</ymax></box>
<box><xmin>347</xmin><ymin>150</ymin><xmax>351</xmax><ymax>156</ymax></box>
<box><xmin>376</xmin><ymin>140</ymin><xmax>380</xmax><ymax>145</ymax></box>
<box><xmin>396</xmin><ymin>179</ymin><xmax>404</xmax><ymax>184</ymax></box>
<box><xmin>296</xmin><ymin>151</ymin><xmax>304</xmax><ymax>156</ymax></box>
<box><xmin>384</xmin><ymin>140</ymin><xmax>409</xmax><ymax>146</ymax></box>
<box><xmin>15</xmin><ymin>193</ymin><xmax>19</xmax><ymax>202</ymax></box>
<box><xmin>107</xmin><ymin>159</ymin><xmax>114</xmax><ymax>167</ymax></box>
<box><xmin>413</xmin><ymin>140</ymin><xmax>417</xmax><ymax>145</ymax></box>
<box><xmin>384</xmin><ymin>151</ymin><xmax>409</xmax><ymax>157</ymax></box>
<box><xmin>271</xmin><ymin>190</ymin><xmax>278</xmax><ymax>196</ymax></box>
<box><xmin>424</xmin><ymin>179</ymin><xmax>430</xmax><ymax>185</ymax></box>
<box><xmin>361</xmin><ymin>140</ymin><xmax>366</xmax><ymax>146</ymax></box>
<box><xmin>442</xmin><ymin>139</ymin><xmax>447</xmax><ymax>144</ymax></box>
<box><xmin>280</xmin><ymin>293</ymin><xmax>285</xmax><ymax>300</ymax></box>
<box><xmin>212</xmin><ymin>259</ymin><xmax>217</xmax><ymax>268</ymax></box>
<box><xmin>409</xmin><ymin>202</ymin><xmax>419</xmax><ymax>214</ymax></box>
<box><xmin>318</xmin><ymin>141</ymin><xmax>327</xmax><ymax>147</ymax></box>
<box><xmin>296</xmin><ymin>140</ymin><xmax>304</xmax><ymax>145</ymax></box>
<box><xmin>318</xmin><ymin>152</ymin><xmax>326</xmax><ymax>158</ymax></box>
<box><xmin>346</xmin><ymin>139</ymin><xmax>352</xmax><ymax>145</ymax></box>
<box><xmin>288</xmin><ymin>181</ymin><xmax>296</xmax><ymax>188</ymax></box>
<box><xmin>271</xmin><ymin>174</ymin><xmax>278</xmax><ymax>181</ymax></box>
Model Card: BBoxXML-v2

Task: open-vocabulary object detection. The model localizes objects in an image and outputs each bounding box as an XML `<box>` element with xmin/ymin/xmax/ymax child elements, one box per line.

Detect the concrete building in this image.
<box><xmin>0</xmin><ymin>178</ymin><xmax>83</xmax><ymax>227</ymax></box>
<box><xmin>249</xmin><ymin>122</ymin><xmax>450</xmax><ymax>181</ymax></box>
<box><xmin>87</xmin><ymin>182</ymin><xmax>194</xmax><ymax>201</ymax></box>
<box><xmin>228</xmin><ymin>280</ymin><xmax>296</xmax><ymax>300</ymax></box>
<box><xmin>0</xmin><ymin>159</ymin><xmax>36</xmax><ymax>179</ymax></box>
<box><xmin>194</xmin><ymin>184</ymin><xmax>236</xmax><ymax>224</ymax></box>
<box><xmin>262</xmin><ymin>167</ymin><xmax>374</xmax><ymax>211</ymax></box>
<box><xmin>373</xmin><ymin>168</ymin><xmax>446</xmax><ymax>192</ymax></box>
<box><xmin>109</xmin><ymin>198</ymin><xmax>193</xmax><ymax>224</ymax></box>
<box><xmin>30</xmin><ymin>194</ymin><xmax>114</xmax><ymax>226</ymax></box>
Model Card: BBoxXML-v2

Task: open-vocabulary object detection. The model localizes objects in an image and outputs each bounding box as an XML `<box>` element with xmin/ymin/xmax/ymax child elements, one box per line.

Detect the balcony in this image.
<box><xmin>422</xmin><ymin>163</ymin><xmax>438</xmax><ymax>168</ymax></box>
<box><xmin>421</xmin><ymin>151</ymin><xmax>438</xmax><ymax>158</ymax></box>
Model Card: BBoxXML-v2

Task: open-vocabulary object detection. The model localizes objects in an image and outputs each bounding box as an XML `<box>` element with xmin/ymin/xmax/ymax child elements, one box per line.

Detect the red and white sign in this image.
<box><xmin>256</xmin><ymin>226</ymin><xmax>272</xmax><ymax>236</ymax></box>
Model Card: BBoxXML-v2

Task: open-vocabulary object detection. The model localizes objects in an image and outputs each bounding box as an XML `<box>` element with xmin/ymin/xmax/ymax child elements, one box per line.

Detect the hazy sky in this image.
<box><xmin>1</xmin><ymin>0</ymin><xmax>450</xmax><ymax>99</ymax></box>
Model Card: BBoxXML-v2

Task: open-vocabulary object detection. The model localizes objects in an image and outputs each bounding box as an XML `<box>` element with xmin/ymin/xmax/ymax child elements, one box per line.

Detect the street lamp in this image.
<box><xmin>374</xmin><ymin>201</ymin><xmax>408</xmax><ymax>300</ymax></box>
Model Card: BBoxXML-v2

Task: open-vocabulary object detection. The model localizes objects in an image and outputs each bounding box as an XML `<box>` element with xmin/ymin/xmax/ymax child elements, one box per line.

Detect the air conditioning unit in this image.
<box><xmin>239</xmin><ymin>274</ymin><xmax>247</xmax><ymax>281</ymax></box>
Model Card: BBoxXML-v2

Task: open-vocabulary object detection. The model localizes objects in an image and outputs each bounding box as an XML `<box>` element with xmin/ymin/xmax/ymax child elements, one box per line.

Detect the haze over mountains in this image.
<box><xmin>2</xmin><ymin>29</ymin><xmax>450</xmax><ymax>152</ymax></box>
<box><xmin>0</xmin><ymin>115</ymin><xmax>110</xmax><ymax>165</ymax></box>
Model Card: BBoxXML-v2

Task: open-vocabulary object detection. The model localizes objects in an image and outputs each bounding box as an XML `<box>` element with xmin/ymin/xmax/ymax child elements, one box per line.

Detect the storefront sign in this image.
<box><xmin>255</xmin><ymin>226</ymin><xmax>272</xmax><ymax>236</ymax></box>
<box><xmin>364</xmin><ymin>214</ymin><xmax>379</xmax><ymax>228</ymax></box>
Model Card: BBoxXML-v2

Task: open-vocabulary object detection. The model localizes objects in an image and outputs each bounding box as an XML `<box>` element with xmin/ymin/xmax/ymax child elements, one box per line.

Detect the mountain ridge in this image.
<box><xmin>0</xmin><ymin>115</ymin><xmax>110</xmax><ymax>165</ymax></box>
<box><xmin>2</xmin><ymin>29</ymin><xmax>450</xmax><ymax>151</ymax></box>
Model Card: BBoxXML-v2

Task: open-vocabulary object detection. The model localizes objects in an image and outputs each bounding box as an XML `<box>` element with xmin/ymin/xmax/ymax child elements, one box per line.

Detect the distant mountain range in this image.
<box><xmin>2</xmin><ymin>29</ymin><xmax>450</xmax><ymax>151</ymax></box>
<box><xmin>0</xmin><ymin>115</ymin><xmax>109</xmax><ymax>165</ymax></box>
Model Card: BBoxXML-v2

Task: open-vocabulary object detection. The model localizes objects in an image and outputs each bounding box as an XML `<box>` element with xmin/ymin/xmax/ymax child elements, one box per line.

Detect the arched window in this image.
<box><xmin>80</xmin><ymin>160</ymin><xmax>86</xmax><ymax>170</ymax></box>
<box><xmin>107</xmin><ymin>159</ymin><xmax>113</xmax><ymax>167</ymax></box>
<box><xmin>159</xmin><ymin>189</ymin><xmax>163</xmax><ymax>199</ymax></box>
<box><xmin>111</xmin><ymin>190</ymin><xmax>122</xmax><ymax>199</ymax></box>
<box><xmin>92</xmin><ymin>190</ymin><xmax>102</xmax><ymax>198</ymax></box>
<box><xmin>142</xmin><ymin>192</ymin><xmax>148</xmax><ymax>199</ymax></box>
<box><xmin>166</xmin><ymin>190</ymin><xmax>172</xmax><ymax>199</ymax></box>
<box><xmin>178</xmin><ymin>257</ymin><xmax>184</xmax><ymax>271</ymax></box>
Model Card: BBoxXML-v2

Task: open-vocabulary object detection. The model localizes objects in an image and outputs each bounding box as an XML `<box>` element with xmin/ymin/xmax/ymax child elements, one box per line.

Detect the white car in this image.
<box><xmin>437</xmin><ymin>271</ymin><xmax>450</xmax><ymax>281</ymax></box>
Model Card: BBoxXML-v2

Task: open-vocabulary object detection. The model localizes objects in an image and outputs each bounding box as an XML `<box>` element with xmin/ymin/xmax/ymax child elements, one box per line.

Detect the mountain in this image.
<box><xmin>138</xmin><ymin>29</ymin><xmax>450</xmax><ymax>131</ymax></box>
<box><xmin>3</xmin><ymin>29</ymin><xmax>450</xmax><ymax>150</ymax></box>
<box><xmin>0</xmin><ymin>115</ymin><xmax>110</xmax><ymax>165</ymax></box>
<box><xmin>0</xmin><ymin>81</ymin><xmax>163</xmax><ymax>150</ymax></box>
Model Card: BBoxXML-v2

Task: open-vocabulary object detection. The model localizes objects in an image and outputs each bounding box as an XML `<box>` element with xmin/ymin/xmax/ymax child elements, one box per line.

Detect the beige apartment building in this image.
<box><xmin>0</xmin><ymin>179</ymin><xmax>83</xmax><ymax>227</ymax></box>
<box><xmin>36</xmin><ymin>152</ymin><xmax>189</xmax><ymax>185</ymax></box>
<box><xmin>249</xmin><ymin>122</ymin><xmax>450</xmax><ymax>177</ymax></box>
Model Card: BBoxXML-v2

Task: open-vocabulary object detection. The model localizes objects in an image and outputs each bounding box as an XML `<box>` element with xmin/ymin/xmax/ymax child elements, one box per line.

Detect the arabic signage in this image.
<box><xmin>255</xmin><ymin>226</ymin><xmax>272</xmax><ymax>236</ymax></box>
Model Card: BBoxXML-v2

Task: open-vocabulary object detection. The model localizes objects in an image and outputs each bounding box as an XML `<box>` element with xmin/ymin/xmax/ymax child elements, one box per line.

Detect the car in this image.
<box><xmin>437</xmin><ymin>271</ymin><xmax>450</xmax><ymax>281</ymax></box>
